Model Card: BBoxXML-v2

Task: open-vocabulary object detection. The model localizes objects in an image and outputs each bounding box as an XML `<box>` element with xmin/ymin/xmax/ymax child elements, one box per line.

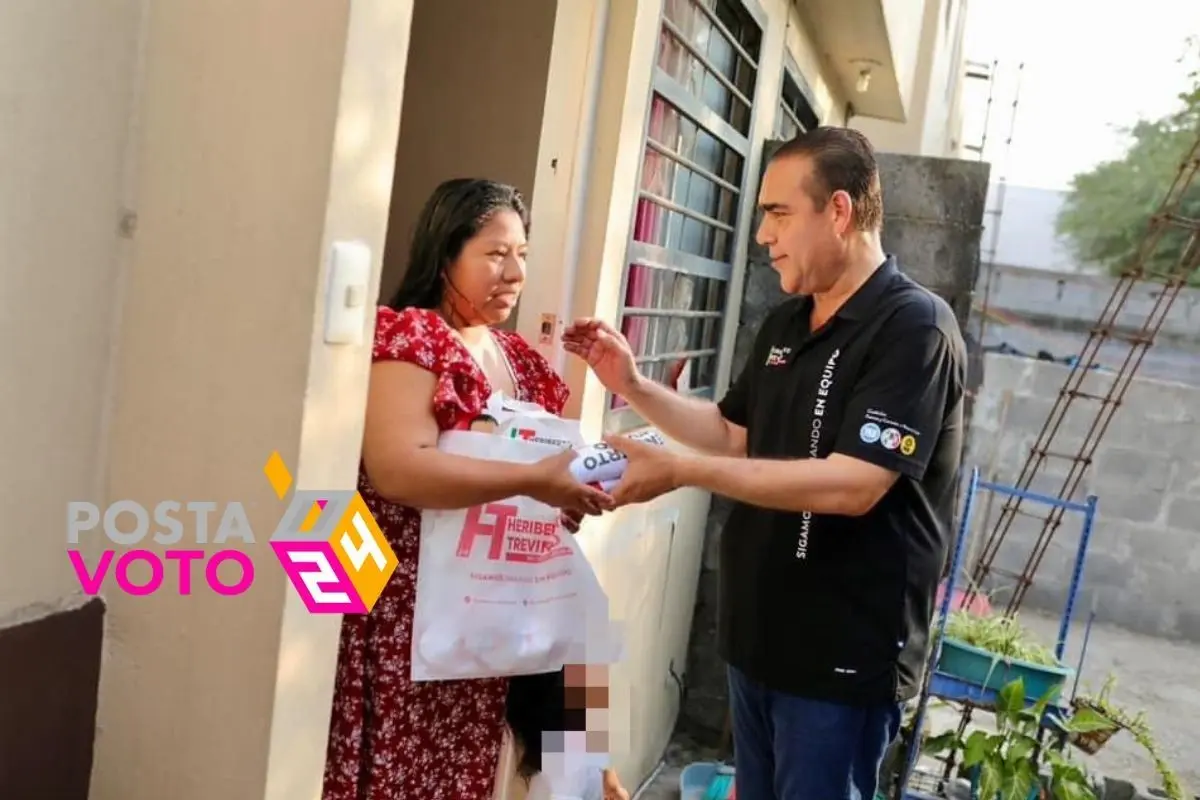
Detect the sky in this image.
<box><xmin>960</xmin><ymin>0</ymin><xmax>1200</xmax><ymax>191</ymax></box>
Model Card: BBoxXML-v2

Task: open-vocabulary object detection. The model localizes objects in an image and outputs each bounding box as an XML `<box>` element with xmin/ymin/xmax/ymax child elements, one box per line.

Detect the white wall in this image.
<box><xmin>0</xmin><ymin>0</ymin><xmax>142</xmax><ymax>632</ymax></box>
<box><xmin>1</xmin><ymin>0</ymin><xmax>413</xmax><ymax>797</ymax></box>
<box><xmin>984</xmin><ymin>184</ymin><xmax>1082</xmax><ymax>272</ymax></box>
<box><xmin>853</xmin><ymin>0</ymin><xmax>970</xmax><ymax>156</ymax></box>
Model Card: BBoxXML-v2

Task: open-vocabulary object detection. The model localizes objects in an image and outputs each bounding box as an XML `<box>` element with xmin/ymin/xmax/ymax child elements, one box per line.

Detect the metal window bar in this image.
<box><xmin>628</xmin><ymin>242</ymin><xmax>733</xmax><ymax>281</ymax></box>
<box><xmin>645</xmin><ymin>138</ymin><xmax>742</xmax><ymax>196</ymax></box>
<box><xmin>634</xmin><ymin>348</ymin><xmax>719</xmax><ymax>365</ymax></box>
<box><xmin>685</xmin><ymin>0</ymin><xmax>761</xmax><ymax>69</ymax></box>
<box><xmin>660</xmin><ymin>17</ymin><xmax>755</xmax><ymax>112</ymax></box>
<box><xmin>969</xmin><ymin>136</ymin><xmax>1200</xmax><ymax>615</ymax></box>
<box><xmin>779</xmin><ymin>101</ymin><xmax>804</xmax><ymax>138</ymax></box>
<box><xmin>652</xmin><ymin>72</ymin><xmax>750</xmax><ymax>156</ymax></box>
<box><xmin>637</xmin><ymin>190</ymin><xmax>737</xmax><ymax>234</ymax></box>
<box><xmin>606</xmin><ymin>0</ymin><xmax>764</xmax><ymax>433</ymax></box>
<box><xmin>619</xmin><ymin>308</ymin><xmax>724</xmax><ymax>319</ymax></box>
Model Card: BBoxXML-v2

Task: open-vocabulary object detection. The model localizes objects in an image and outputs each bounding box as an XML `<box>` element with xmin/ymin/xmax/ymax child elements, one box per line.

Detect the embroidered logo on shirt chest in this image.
<box><xmin>765</xmin><ymin>346</ymin><xmax>792</xmax><ymax>367</ymax></box>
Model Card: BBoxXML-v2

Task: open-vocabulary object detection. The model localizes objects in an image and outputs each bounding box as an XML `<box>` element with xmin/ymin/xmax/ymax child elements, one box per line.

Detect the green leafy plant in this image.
<box><xmin>1075</xmin><ymin>675</ymin><xmax>1186</xmax><ymax>800</ymax></box>
<box><xmin>944</xmin><ymin>610</ymin><xmax>1061</xmax><ymax>667</ymax></box>
<box><xmin>924</xmin><ymin>678</ymin><xmax>1115</xmax><ymax>800</ymax></box>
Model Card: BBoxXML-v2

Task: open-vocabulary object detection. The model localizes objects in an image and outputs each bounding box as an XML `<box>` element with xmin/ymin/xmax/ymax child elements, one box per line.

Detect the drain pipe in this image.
<box><xmin>631</xmin><ymin>760</ymin><xmax>668</xmax><ymax>800</ymax></box>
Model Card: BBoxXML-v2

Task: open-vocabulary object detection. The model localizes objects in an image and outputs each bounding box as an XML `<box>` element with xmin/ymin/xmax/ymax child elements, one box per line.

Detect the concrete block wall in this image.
<box><xmin>982</xmin><ymin>264</ymin><xmax>1200</xmax><ymax>344</ymax></box>
<box><xmin>968</xmin><ymin>353</ymin><xmax>1200</xmax><ymax>641</ymax></box>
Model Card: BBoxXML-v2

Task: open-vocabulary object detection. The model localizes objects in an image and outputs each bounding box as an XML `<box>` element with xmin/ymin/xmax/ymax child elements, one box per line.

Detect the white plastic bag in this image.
<box><xmin>484</xmin><ymin>393</ymin><xmax>583</xmax><ymax>451</ymax></box>
<box><xmin>411</xmin><ymin>420</ymin><xmax>620</xmax><ymax>682</ymax></box>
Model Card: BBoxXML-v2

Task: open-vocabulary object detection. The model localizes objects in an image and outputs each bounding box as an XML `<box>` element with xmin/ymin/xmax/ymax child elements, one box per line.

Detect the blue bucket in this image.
<box><xmin>939</xmin><ymin>636</ymin><xmax>1073</xmax><ymax>703</ymax></box>
<box><xmin>679</xmin><ymin>762</ymin><xmax>734</xmax><ymax>800</ymax></box>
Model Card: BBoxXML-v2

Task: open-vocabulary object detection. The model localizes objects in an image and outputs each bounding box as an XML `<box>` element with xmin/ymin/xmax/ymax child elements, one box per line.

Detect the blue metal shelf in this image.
<box><xmin>927</xmin><ymin>672</ymin><xmax>1069</xmax><ymax>726</ymax></box>
<box><xmin>893</xmin><ymin>467</ymin><xmax>1100</xmax><ymax>800</ymax></box>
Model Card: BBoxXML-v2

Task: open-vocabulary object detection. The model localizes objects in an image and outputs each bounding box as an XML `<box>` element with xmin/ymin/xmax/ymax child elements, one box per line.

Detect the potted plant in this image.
<box><xmin>924</xmin><ymin>677</ymin><xmax>1115</xmax><ymax>800</ymax></box>
<box><xmin>1069</xmin><ymin>674</ymin><xmax>1124</xmax><ymax>755</ymax></box>
<box><xmin>938</xmin><ymin>610</ymin><xmax>1075</xmax><ymax>703</ymax></box>
<box><xmin>1072</xmin><ymin>674</ymin><xmax>1186</xmax><ymax>800</ymax></box>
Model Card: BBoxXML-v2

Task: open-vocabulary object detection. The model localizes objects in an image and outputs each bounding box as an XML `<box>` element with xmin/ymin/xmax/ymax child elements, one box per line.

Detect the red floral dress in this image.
<box><xmin>322</xmin><ymin>306</ymin><xmax>569</xmax><ymax>800</ymax></box>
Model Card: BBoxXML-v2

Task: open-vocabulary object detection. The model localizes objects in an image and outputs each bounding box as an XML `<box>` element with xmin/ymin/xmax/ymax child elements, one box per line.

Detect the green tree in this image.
<box><xmin>1056</xmin><ymin>38</ymin><xmax>1200</xmax><ymax>283</ymax></box>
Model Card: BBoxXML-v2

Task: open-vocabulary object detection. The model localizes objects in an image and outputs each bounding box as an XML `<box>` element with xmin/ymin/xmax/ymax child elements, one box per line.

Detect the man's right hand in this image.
<box><xmin>561</xmin><ymin>318</ymin><xmax>640</xmax><ymax>396</ymax></box>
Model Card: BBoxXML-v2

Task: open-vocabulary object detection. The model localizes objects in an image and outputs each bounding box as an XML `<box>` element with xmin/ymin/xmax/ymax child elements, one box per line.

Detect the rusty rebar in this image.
<box><xmin>969</xmin><ymin>135</ymin><xmax>1200</xmax><ymax>613</ymax></box>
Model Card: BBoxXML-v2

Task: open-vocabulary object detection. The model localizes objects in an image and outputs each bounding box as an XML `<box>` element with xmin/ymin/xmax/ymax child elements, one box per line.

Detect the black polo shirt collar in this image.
<box><xmin>791</xmin><ymin>255</ymin><xmax>899</xmax><ymax>330</ymax></box>
<box><xmin>837</xmin><ymin>255</ymin><xmax>899</xmax><ymax>321</ymax></box>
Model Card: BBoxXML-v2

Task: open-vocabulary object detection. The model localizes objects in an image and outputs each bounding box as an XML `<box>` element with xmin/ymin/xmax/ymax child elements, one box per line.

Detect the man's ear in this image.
<box><xmin>830</xmin><ymin>189</ymin><xmax>855</xmax><ymax>235</ymax></box>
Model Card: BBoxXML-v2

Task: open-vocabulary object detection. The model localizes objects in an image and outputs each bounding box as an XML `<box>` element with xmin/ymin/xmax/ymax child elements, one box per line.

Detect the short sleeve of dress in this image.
<box><xmin>372</xmin><ymin>305</ymin><xmax>441</xmax><ymax>369</ymax></box>
<box><xmin>371</xmin><ymin>306</ymin><xmax>489</xmax><ymax>430</ymax></box>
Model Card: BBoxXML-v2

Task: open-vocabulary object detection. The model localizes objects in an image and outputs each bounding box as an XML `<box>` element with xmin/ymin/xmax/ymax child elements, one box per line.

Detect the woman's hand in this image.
<box><xmin>560</xmin><ymin>507</ymin><xmax>587</xmax><ymax>533</ymax></box>
<box><xmin>525</xmin><ymin>450</ymin><xmax>614</xmax><ymax>516</ymax></box>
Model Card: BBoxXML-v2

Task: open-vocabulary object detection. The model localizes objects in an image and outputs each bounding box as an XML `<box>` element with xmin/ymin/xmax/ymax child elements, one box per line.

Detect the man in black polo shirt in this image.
<box><xmin>562</xmin><ymin>127</ymin><xmax>965</xmax><ymax>800</ymax></box>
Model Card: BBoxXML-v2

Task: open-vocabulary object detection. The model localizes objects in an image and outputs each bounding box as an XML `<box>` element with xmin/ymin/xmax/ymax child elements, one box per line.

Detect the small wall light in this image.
<box><xmin>850</xmin><ymin>58</ymin><xmax>882</xmax><ymax>94</ymax></box>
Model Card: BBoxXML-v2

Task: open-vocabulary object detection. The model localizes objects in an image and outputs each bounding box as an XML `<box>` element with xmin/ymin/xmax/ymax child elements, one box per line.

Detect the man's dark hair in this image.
<box><xmin>771</xmin><ymin>126</ymin><xmax>884</xmax><ymax>231</ymax></box>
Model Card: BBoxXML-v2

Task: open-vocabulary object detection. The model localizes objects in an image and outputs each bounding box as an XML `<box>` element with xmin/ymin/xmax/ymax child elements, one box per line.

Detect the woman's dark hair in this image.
<box><xmin>387</xmin><ymin>178</ymin><xmax>530</xmax><ymax>311</ymax></box>
<box><xmin>506</xmin><ymin>668</ymin><xmax>588</xmax><ymax>780</ymax></box>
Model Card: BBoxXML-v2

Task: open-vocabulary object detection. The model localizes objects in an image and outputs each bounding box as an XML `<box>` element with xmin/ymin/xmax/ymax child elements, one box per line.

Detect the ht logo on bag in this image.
<box><xmin>507</xmin><ymin>428</ymin><xmax>575</xmax><ymax>449</ymax></box>
<box><xmin>266</xmin><ymin>452</ymin><xmax>398</xmax><ymax>614</ymax></box>
<box><xmin>457</xmin><ymin>503</ymin><xmax>572</xmax><ymax>564</ymax></box>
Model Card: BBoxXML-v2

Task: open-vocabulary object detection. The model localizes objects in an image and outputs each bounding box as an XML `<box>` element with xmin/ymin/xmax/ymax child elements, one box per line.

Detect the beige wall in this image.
<box><xmin>91</xmin><ymin>0</ymin><xmax>413</xmax><ymax>797</ymax></box>
<box><xmin>853</xmin><ymin>0</ymin><xmax>970</xmax><ymax>156</ymax></box>
<box><xmin>924</xmin><ymin>0</ymin><xmax>969</xmax><ymax>156</ymax></box>
<box><xmin>781</xmin><ymin>2</ymin><xmax>852</xmax><ymax>126</ymax></box>
<box><xmin>3</xmin><ymin>0</ymin><xmax>412</xmax><ymax>798</ymax></box>
<box><xmin>0</xmin><ymin>0</ymin><xmax>142</xmax><ymax>629</ymax></box>
<box><xmin>881</xmin><ymin>0</ymin><xmax>927</xmax><ymax>113</ymax></box>
<box><xmin>379</xmin><ymin>0</ymin><xmax>559</xmax><ymax>310</ymax></box>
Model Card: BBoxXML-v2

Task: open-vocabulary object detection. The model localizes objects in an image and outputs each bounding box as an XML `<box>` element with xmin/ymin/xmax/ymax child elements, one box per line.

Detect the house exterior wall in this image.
<box><xmin>853</xmin><ymin>0</ymin><xmax>971</xmax><ymax>156</ymax></box>
<box><xmin>378</xmin><ymin>0</ymin><xmax>560</xmax><ymax>311</ymax></box>
<box><xmin>0</xmin><ymin>0</ymin><xmax>144</xmax><ymax>792</ymax></box>
<box><xmin>982</xmin><ymin>184</ymin><xmax>1083</xmax><ymax>273</ymax></box>
<box><xmin>1</xmin><ymin>1</ymin><xmax>413</xmax><ymax>798</ymax></box>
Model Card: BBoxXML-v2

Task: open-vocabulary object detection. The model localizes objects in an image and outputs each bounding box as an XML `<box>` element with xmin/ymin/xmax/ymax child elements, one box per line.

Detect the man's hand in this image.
<box><xmin>604</xmin><ymin>435</ymin><xmax>683</xmax><ymax>507</ymax></box>
<box><xmin>562</xmin><ymin>319</ymin><xmax>640</xmax><ymax>396</ymax></box>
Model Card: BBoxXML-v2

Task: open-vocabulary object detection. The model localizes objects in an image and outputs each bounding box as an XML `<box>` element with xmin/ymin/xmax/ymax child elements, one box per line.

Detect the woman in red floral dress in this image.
<box><xmin>322</xmin><ymin>178</ymin><xmax>627</xmax><ymax>799</ymax></box>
